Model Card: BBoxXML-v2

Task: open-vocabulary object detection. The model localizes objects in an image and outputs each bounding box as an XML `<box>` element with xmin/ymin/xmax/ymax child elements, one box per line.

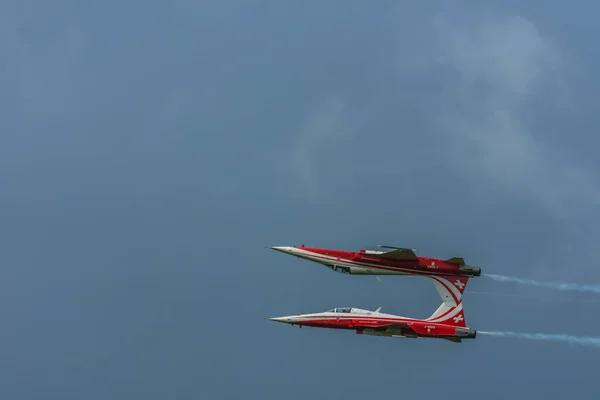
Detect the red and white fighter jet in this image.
<box><xmin>269</xmin><ymin>275</ymin><xmax>476</xmax><ymax>342</ymax></box>
<box><xmin>271</xmin><ymin>244</ymin><xmax>481</xmax><ymax>278</ymax></box>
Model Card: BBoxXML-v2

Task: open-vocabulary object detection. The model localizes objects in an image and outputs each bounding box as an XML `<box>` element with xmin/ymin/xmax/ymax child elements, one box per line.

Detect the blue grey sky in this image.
<box><xmin>2</xmin><ymin>1</ymin><xmax>600</xmax><ymax>398</ymax></box>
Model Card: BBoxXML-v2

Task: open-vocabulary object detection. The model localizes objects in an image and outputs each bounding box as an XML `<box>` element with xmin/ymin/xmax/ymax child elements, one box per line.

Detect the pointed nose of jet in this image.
<box><xmin>269</xmin><ymin>316</ymin><xmax>294</xmax><ymax>324</ymax></box>
<box><xmin>271</xmin><ymin>246</ymin><xmax>294</xmax><ymax>254</ymax></box>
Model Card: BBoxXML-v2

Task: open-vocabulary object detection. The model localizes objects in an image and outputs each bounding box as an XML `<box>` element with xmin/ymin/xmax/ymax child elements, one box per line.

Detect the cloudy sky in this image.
<box><xmin>2</xmin><ymin>1</ymin><xmax>600</xmax><ymax>398</ymax></box>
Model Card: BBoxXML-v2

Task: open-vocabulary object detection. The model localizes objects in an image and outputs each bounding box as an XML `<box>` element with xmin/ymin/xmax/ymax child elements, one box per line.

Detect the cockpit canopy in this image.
<box><xmin>325</xmin><ymin>307</ymin><xmax>375</xmax><ymax>314</ymax></box>
<box><xmin>327</xmin><ymin>307</ymin><xmax>352</xmax><ymax>313</ymax></box>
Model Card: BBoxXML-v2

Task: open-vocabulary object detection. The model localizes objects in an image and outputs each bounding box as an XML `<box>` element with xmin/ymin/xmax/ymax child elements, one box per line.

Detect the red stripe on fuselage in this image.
<box><xmin>301</xmin><ymin>248</ymin><xmax>462</xmax><ymax>274</ymax></box>
<box><xmin>301</xmin><ymin>252</ymin><xmax>460</xmax><ymax>277</ymax></box>
<box><xmin>291</xmin><ymin>315</ymin><xmax>445</xmax><ymax>325</ymax></box>
<box><xmin>290</xmin><ymin>316</ymin><xmax>458</xmax><ymax>335</ymax></box>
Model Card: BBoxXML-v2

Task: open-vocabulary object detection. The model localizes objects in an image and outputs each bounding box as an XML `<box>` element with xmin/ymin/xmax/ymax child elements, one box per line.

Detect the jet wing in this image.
<box><xmin>376</xmin><ymin>248</ymin><xmax>419</xmax><ymax>261</ymax></box>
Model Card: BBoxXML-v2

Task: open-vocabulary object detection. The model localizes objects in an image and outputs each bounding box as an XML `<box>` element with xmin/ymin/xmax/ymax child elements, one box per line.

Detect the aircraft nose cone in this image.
<box><xmin>269</xmin><ymin>317</ymin><xmax>292</xmax><ymax>324</ymax></box>
<box><xmin>271</xmin><ymin>246</ymin><xmax>293</xmax><ymax>254</ymax></box>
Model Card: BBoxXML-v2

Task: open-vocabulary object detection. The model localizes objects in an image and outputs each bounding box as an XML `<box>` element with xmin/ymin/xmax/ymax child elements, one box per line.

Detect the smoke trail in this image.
<box><xmin>479</xmin><ymin>331</ymin><xmax>600</xmax><ymax>348</ymax></box>
<box><xmin>466</xmin><ymin>290</ymin><xmax>600</xmax><ymax>304</ymax></box>
<box><xmin>484</xmin><ymin>273</ymin><xmax>600</xmax><ymax>294</ymax></box>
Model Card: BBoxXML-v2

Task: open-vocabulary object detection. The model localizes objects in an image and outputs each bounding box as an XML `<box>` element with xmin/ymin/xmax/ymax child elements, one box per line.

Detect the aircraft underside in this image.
<box><xmin>295</xmin><ymin>324</ymin><xmax>467</xmax><ymax>342</ymax></box>
<box><xmin>357</xmin><ymin>329</ymin><xmax>466</xmax><ymax>342</ymax></box>
<box><xmin>328</xmin><ymin>263</ymin><xmax>419</xmax><ymax>276</ymax></box>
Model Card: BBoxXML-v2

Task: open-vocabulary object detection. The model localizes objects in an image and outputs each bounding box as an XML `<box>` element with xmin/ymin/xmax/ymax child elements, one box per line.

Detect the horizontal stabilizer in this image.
<box><xmin>445</xmin><ymin>257</ymin><xmax>465</xmax><ymax>265</ymax></box>
<box><xmin>377</xmin><ymin>248</ymin><xmax>419</xmax><ymax>261</ymax></box>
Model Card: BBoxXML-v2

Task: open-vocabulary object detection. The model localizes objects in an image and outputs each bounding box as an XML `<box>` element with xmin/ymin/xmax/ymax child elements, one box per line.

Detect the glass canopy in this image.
<box><xmin>326</xmin><ymin>307</ymin><xmax>352</xmax><ymax>313</ymax></box>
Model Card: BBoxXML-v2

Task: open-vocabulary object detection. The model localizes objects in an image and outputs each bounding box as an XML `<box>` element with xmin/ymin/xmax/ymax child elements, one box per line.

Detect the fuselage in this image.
<box><xmin>271</xmin><ymin>245</ymin><xmax>481</xmax><ymax>277</ymax></box>
<box><xmin>269</xmin><ymin>307</ymin><xmax>476</xmax><ymax>341</ymax></box>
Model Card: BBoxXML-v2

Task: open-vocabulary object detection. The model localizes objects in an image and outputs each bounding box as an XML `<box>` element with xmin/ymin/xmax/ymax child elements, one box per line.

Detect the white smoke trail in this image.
<box><xmin>479</xmin><ymin>331</ymin><xmax>600</xmax><ymax>348</ymax></box>
<box><xmin>466</xmin><ymin>290</ymin><xmax>600</xmax><ymax>304</ymax></box>
<box><xmin>484</xmin><ymin>273</ymin><xmax>600</xmax><ymax>294</ymax></box>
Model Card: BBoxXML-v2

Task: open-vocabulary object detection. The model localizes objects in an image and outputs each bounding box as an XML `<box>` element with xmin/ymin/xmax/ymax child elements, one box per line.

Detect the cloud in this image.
<box><xmin>276</xmin><ymin>12</ymin><xmax>600</xmax><ymax>223</ymax></box>
<box><xmin>424</xmin><ymin>14</ymin><xmax>600</xmax><ymax>221</ymax></box>
<box><xmin>434</xmin><ymin>16</ymin><xmax>562</xmax><ymax>97</ymax></box>
<box><xmin>280</xmin><ymin>95</ymin><xmax>355</xmax><ymax>202</ymax></box>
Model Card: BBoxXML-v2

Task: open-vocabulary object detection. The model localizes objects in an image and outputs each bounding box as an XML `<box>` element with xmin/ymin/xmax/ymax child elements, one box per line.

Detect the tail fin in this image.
<box><xmin>426</xmin><ymin>301</ymin><xmax>466</xmax><ymax>327</ymax></box>
<box><xmin>425</xmin><ymin>276</ymin><xmax>470</xmax><ymax>328</ymax></box>
<box><xmin>430</xmin><ymin>276</ymin><xmax>469</xmax><ymax>307</ymax></box>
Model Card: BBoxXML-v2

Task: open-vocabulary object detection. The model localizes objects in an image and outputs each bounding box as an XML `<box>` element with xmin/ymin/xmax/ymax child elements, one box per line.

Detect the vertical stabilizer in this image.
<box><xmin>426</xmin><ymin>276</ymin><xmax>470</xmax><ymax>328</ymax></box>
<box><xmin>429</xmin><ymin>276</ymin><xmax>469</xmax><ymax>306</ymax></box>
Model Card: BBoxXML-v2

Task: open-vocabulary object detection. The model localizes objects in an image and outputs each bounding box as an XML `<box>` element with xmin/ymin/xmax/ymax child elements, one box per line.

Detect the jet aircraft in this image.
<box><xmin>269</xmin><ymin>275</ymin><xmax>476</xmax><ymax>342</ymax></box>
<box><xmin>271</xmin><ymin>244</ymin><xmax>481</xmax><ymax>278</ymax></box>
